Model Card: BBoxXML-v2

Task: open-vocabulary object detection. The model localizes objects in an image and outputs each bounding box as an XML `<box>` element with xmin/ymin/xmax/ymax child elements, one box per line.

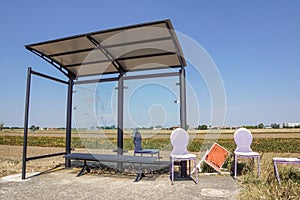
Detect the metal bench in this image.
<box><xmin>65</xmin><ymin>153</ymin><xmax>169</xmax><ymax>182</ymax></box>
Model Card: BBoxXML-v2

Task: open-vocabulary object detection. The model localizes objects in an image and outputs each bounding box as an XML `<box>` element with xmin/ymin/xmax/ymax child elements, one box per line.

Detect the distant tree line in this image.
<box><xmin>30</xmin><ymin>125</ymin><xmax>39</xmax><ymax>131</ymax></box>
<box><xmin>196</xmin><ymin>123</ymin><xmax>283</xmax><ymax>130</ymax></box>
<box><xmin>0</xmin><ymin>123</ymin><xmax>68</xmax><ymax>131</ymax></box>
<box><xmin>96</xmin><ymin>125</ymin><xmax>116</xmax><ymax>130</ymax></box>
<box><xmin>197</xmin><ymin>125</ymin><xmax>208</xmax><ymax>130</ymax></box>
<box><xmin>282</xmin><ymin>124</ymin><xmax>300</xmax><ymax>128</ymax></box>
<box><xmin>96</xmin><ymin>125</ymin><xmax>167</xmax><ymax>130</ymax></box>
<box><xmin>243</xmin><ymin>123</ymin><xmax>281</xmax><ymax>129</ymax></box>
<box><xmin>270</xmin><ymin>123</ymin><xmax>280</xmax><ymax>129</ymax></box>
<box><xmin>1</xmin><ymin>122</ymin><xmax>298</xmax><ymax>131</ymax></box>
<box><xmin>0</xmin><ymin>122</ymin><xmax>24</xmax><ymax>130</ymax></box>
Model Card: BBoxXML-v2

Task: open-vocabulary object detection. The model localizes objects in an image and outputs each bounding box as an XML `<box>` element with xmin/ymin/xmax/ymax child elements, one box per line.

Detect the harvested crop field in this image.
<box><xmin>2</xmin><ymin>128</ymin><xmax>300</xmax><ymax>139</ymax></box>
<box><xmin>1</xmin><ymin>129</ymin><xmax>300</xmax><ymax>199</ymax></box>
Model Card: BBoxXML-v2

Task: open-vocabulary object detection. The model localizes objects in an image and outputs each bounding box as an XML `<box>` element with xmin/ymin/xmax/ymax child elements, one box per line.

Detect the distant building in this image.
<box><xmin>283</xmin><ymin>122</ymin><xmax>300</xmax><ymax>128</ymax></box>
<box><xmin>264</xmin><ymin>126</ymin><xmax>273</xmax><ymax>129</ymax></box>
<box><xmin>47</xmin><ymin>128</ymin><xmax>59</xmax><ymax>131</ymax></box>
<box><xmin>210</xmin><ymin>126</ymin><xmax>231</xmax><ymax>130</ymax></box>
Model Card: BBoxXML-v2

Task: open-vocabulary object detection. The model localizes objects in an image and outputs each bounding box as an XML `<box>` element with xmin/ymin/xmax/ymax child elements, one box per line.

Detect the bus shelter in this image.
<box><xmin>22</xmin><ymin>19</ymin><xmax>187</xmax><ymax>179</ymax></box>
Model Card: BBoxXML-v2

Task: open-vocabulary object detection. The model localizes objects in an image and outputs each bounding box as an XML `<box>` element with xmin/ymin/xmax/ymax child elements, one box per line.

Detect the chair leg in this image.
<box><xmin>193</xmin><ymin>156</ymin><xmax>205</xmax><ymax>173</ymax></box>
<box><xmin>234</xmin><ymin>154</ymin><xmax>237</xmax><ymax>179</ymax></box>
<box><xmin>257</xmin><ymin>156</ymin><xmax>260</xmax><ymax>177</ymax></box>
<box><xmin>171</xmin><ymin>159</ymin><xmax>174</xmax><ymax>185</ymax></box>
<box><xmin>273</xmin><ymin>160</ymin><xmax>281</xmax><ymax>185</ymax></box>
<box><xmin>188</xmin><ymin>160</ymin><xmax>191</xmax><ymax>175</ymax></box>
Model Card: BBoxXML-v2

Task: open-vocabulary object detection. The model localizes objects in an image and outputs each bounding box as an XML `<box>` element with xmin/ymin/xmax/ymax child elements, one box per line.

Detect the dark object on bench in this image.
<box><xmin>65</xmin><ymin>153</ymin><xmax>169</xmax><ymax>182</ymax></box>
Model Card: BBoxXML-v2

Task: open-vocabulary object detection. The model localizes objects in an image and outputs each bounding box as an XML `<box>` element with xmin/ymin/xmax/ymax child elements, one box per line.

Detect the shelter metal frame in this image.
<box><xmin>22</xmin><ymin>19</ymin><xmax>187</xmax><ymax>179</ymax></box>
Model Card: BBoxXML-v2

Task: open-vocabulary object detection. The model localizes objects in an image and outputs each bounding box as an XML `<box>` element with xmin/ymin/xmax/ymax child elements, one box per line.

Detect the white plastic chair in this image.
<box><xmin>233</xmin><ymin>128</ymin><xmax>260</xmax><ymax>179</ymax></box>
<box><xmin>170</xmin><ymin>128</ymin><xmax>198</xmax><ymax>184</ymax></box>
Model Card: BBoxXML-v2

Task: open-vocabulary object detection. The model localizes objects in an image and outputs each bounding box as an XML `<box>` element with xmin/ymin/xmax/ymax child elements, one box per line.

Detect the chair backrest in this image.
<box><xmin>170</xmin><ymin>128</ymin><xmax>189</xmax><ymax>155</ymax></box>
<box><xmin>132</xmin><ymin>129</ymin><xmax>142</xmax><ymax>151</ymax></box>
<box><xmin>205</xmin><ymin>143</ymin><xmax>229</xmax><ymax>170</ymax></box>
<box><xmin>234</xmin><ymin>128</ymin><xmax>253</xmax><ymax>153</ymax></box>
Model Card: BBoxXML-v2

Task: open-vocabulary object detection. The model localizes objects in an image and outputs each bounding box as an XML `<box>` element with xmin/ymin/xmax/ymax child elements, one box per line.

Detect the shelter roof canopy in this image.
<box><xmin>26</xmin><ymin>19</ymin><xmax>186</xmax><ymax>78</ymax></box>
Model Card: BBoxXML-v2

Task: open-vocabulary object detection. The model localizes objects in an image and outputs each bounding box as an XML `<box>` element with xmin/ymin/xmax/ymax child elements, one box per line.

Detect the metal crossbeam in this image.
<box><xmin>86</xmin><ymin>35</ymin><xmax>126</xmax><ymax>74</ymax></box>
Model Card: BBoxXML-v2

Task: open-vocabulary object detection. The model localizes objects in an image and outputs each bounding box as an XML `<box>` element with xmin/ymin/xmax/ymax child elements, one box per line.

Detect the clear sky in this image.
<box><xmin>0</xmin><ymin>0</ymin><xmax>300</xmax><ymax>128</ymax></box>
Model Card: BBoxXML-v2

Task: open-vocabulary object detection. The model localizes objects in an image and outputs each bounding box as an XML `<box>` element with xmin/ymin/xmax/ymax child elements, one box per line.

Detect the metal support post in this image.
<box><xmin>117</xmin><ymin>73</ymin><xmax>124</xmax><ymax>170</ymax></box>
<box><xmin>22</xmin><ymin>67</ymin><xmax>32</xmax><ymax>179</ymax></box>
<box><xmin>65</xmin><ymin>79</ymin><xmax>74</xmax><ymax>168</ymax></box>
<box><xmin>179</xmin><ymin>68</ymin><xmax>187</xmax><ymax>130</ymax></box>
<box><xmin>179</xmin><ymin>68</ymin><xmax>188</xmax><ymax>177</ymax></box>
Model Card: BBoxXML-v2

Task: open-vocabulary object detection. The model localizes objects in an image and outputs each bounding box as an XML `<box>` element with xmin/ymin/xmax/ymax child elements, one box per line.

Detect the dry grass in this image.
<box><xmin>0</xmin><ymin>158</ymin><xmax>64</xmax><ymax>178</ymax></box>
<box><xmin>0</xmin><ymin>145</ymin><xmax>65</xmax><ymax>178</ymax></box>
<box><xmin>0</xmin><ymin>159</ymin><xmax>21</xmax><ymax>177</ymax></box>
<box><xmin>235</xmin><ymin>153</ymin><xmax>300</xmax><ymax>200</ymax></box>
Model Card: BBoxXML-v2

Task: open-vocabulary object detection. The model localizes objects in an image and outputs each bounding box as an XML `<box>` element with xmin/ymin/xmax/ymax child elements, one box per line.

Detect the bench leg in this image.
<box><xmin>133</xmin><ymin>163</ymin><xmax>146</xmax><ymax>182</ymax></box>
<box><xmin>134</xmin><ymin>169</ymin><xmax>146</xmax><ymax>182</ymax></box>
<box><xmin>77</xmin><ymin>160</ymin><xmax>90</xmax><ymax>177</ymax></box>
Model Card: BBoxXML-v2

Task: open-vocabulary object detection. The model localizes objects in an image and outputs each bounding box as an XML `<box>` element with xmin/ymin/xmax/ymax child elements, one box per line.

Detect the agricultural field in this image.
<box><xmin>2</xmin><ymin>128</ymin><xmax>300</xmax><ymax>139</ymax></box>
<box><xmin>0</xmin><ymin>128</ymin><xmax>299</xmax><ymax>199</ymax></box>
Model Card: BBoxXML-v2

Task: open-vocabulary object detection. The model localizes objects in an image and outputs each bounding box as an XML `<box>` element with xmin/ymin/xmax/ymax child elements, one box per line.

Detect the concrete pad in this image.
<box><xmin>0</xmin><ymin>170</ymin><xmax>239</xmax><ymax>200</ymax></box>
<box><xmin>201</xmin><ymin>188</ymin><xmax>231</xmax><ymax>198</ymax></box>
<box><xmin>0</xmin><ymin>172</ymin><xmax>40</xmax><ymax>182</ymax></box>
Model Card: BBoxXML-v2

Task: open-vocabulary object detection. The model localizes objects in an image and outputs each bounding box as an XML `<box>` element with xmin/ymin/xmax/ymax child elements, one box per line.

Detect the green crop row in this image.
<box><xmin>0</xmin><ymin>136</ymin><xmax>299</xmax><ymax>153</ymax></box>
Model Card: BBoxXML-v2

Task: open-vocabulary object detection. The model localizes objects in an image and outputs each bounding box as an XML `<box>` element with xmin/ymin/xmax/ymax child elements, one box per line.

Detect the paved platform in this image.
<box><xmin>0</xmin><ymin>169</ymin><xmax>239</xmax><ymax>200</ymax></box>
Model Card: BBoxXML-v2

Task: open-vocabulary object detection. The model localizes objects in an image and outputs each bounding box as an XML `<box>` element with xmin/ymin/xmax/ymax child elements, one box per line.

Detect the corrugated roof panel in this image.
<box><xmin>26</xmin><ymin>19</ymin><xmax>185</xmax><ymax>78</ymax></box>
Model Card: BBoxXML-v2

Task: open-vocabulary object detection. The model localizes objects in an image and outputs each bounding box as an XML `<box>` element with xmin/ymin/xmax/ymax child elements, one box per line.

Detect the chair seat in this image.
<box><xmin>234</xmin><ymin>151</ymin><xmax>259</xmax><ymax>156</ymax></box>
<box><xmin>170</xmin><ymin>153</ymin><xmax>197</xmax><ymax>160</ymax></box>
<box><xmin>273</xmin><ymin>157</ymin><xmax>300</xmax><ymax>162</ymax></box>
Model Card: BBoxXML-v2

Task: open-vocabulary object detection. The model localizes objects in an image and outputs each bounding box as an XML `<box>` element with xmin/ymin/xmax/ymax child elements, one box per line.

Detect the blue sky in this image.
<box><xmin>0</xmin><ymin>1</ymin><xmax>300</xmax><ymax>128</ymax></box>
